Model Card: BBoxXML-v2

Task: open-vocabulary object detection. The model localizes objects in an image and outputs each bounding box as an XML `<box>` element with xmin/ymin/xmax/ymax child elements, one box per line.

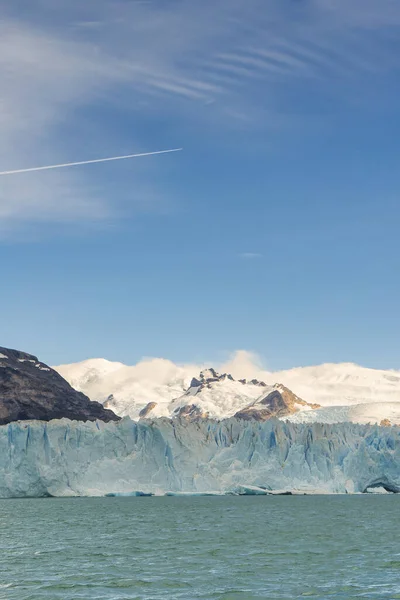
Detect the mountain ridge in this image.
<box><xmin>54</xmin><ymin>356</ymin><xmax>400</xmax><ymax>425</ymax></box>
<box><xmin>0</xmin><ymin>347</ymin><xmax>120</xmax><ymax>425</ymax></box>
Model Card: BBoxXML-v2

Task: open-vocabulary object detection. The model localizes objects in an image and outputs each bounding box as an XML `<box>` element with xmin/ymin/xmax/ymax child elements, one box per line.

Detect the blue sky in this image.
<box><xmin>1</xmin><ymin>0</ymin><xmax>400</xmax><ymax>370</ymax></box>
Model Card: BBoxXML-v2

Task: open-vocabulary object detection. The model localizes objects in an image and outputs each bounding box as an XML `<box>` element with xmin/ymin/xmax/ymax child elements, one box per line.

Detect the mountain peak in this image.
<box><xmin>188</xmin><ymin>368</ymin><xmax>267</xmax><ymax>393</ymax></box>
<box><xmin>199</xmin><ymin>368</ymin><xmax>219</xmax><ymax>380</ymax></box>
<box><xmin>0</xmin><ymin>346</ymin><xmax>120</xmax><ymax>425</ymax></box>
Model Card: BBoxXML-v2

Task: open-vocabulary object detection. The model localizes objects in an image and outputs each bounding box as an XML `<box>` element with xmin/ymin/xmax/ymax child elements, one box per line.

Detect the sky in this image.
<box><xmin>1</xmin><ymin>0</ymin><xmax>400</xmax><ymax>370</ymax></box>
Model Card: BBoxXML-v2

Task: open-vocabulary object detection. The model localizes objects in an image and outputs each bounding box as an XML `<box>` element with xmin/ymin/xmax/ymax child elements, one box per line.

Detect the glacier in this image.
<box><xmin>0</xmin><ymin>417</ymin><xmax>399</xmax><ymax>498</ymax></box>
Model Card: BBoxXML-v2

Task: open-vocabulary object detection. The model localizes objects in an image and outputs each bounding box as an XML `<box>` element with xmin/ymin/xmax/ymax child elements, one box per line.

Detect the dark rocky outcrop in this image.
<box><xmin>237</xmin><ymin>378</ymin><xmax>267</xmax><ymax>387</ymax></box>
<box><xmin>186</xmin><ymin>368</ymin><xmax>265</xmax><ymax>396</ymax></box>
<box><xmin>273</xmin><ymin>384</ymin><xmax>321</xmax><ymax>411</ymax></box>
<box><xmin>0</xmin><ymin>346</ymin><xmax>120</xmax><ymax>425</ymax></box>
<box><xmin>173</xmin><ymin>404</ymin><xmax>209</xmax><ymax>420</ymax></box>
<box><xmin>104</xmin><ymin>394</ymin><xmax>117</xmax><ymax>410</ymax></box>
<box><xmin>235</xmin><ymin>385</ymin><xmax>321</xmax><ymax>422</ymax></box>
<box><xmin>139</xmin><ymin>402</ymin><xmax>158</xmax><ymax>418</ymax></box>
<box><xmin>235</xmin><ymin>390</ymin><xmax>290</xmax><ymax>421</ymax></box>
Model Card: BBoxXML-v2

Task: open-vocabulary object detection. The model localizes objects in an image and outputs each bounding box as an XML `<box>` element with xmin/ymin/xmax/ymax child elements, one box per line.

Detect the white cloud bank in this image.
<box><xmin>55</xmin><ymin>348</ymin><xmax>400</xmax><ymax>420</ymax></box>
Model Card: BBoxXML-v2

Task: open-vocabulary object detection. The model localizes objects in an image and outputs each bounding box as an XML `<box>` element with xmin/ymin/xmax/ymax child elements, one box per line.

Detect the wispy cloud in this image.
<box><xmin>1</xmin><ymin>0</ymin><xmax>400</xmax><ymax>234</ymax></box>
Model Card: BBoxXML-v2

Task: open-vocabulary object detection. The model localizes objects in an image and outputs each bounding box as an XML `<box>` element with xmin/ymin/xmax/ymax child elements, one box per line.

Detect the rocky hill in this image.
<box><xmin>0</xmin><ymin>347</ymin><xmax>119</xmax><ymax>425</ymax></box>
<box><xmin>235</xmin><ymin>384</ymin><xmax>320</xmax><ymax>421</ymax></box>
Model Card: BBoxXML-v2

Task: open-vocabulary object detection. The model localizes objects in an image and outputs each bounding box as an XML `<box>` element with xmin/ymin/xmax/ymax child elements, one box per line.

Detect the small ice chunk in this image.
<box><xmin>231</xmin><ymin>485</ymin><xmax>270</xmax><ymax>496</ymax></box>
<box><xmin>365</xmin><ymin>486</ymin><xmax>391</xmax><ymax>494</ymax></box>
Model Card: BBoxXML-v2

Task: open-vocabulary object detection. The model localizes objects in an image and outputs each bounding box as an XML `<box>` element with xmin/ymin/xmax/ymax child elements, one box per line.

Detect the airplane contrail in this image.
<box><xmin>0</xmin><ymin>148</ymin><xmax>183</xmax><ymax>176</ymax></box>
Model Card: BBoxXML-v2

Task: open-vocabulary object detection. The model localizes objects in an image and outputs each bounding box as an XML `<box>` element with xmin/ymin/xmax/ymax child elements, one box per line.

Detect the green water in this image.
<box><xmin>0</xmin><ymin>496</ymin><xmax>399</xmax><ymax>599</ymax></box>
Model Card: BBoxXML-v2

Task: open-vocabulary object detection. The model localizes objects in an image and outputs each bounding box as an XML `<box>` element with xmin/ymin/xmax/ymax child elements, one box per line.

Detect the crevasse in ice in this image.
<box><xmin>0</xmin><ymin>417</ymin><xmax>398</xmax><ymax>497</ymax></box>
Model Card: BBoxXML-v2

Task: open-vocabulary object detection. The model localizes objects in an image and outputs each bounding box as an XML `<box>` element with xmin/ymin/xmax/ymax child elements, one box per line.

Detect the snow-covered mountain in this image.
<box><xmin>272</xmin><ymin>362</ymin><xmax>400</xmax><ymax>407</ymax></box>
<box><xmin>275</xmin><ymin>363</ymin><xmax>400</xmax><ymax>426</ymax></box>
<box><xmin>166</xmin><ymin>369</ymin><xmax>319</xmax><ymax>420</ymax></box>
<box><xmin>55</xmin><ymin>354</ymin><xmax>400</xmax><ymax>425</ymax></box>
<box><xmin>168</xmin><ymin>368</ymin><xmax>274</xmax><ymax>420</ymax></box>
<box><xmin>0</xmin><ymin>347</ymin><xmax>118</xmax><ymax>425</ymax></box>
<box><xmin>56</xmin><ymin>357</ymin><xmax>192</xmax><ymax>419</ymax></box>
<box><xmin>54</xmin><ymin>360</ymin><xmax>317</xmax><ymax>421</ymax></box>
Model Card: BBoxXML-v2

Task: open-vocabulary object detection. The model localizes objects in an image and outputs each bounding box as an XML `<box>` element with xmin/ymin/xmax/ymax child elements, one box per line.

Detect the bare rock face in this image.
<box><xmin>186</xmin><ymin>369</ymin><xmax>266</xmax><ymax>397</ymax></box>
<box><xmin>0</xmin><ymin>347</ymin><xmax>120</xmax><ymax>425</ymax></box>
<box><xmin>235</xmin><ymin>385</ymin><xmax>321</xmax><ymax>422</ymax></box>
<box><xmin>273</xmin><ymin>384</ymin><xmax>321</xmax><ymax>411</ymax></box>
<box><xmin>380</xmin><ymin>418</ymin><xmax>392</xmax><ymax>427</ymax></box>
<box><xmin>188</xmin><ymin>369</ymin><xmax>235</xmax><ymax>392</ymax></box>
<box><xmin>235</xmin><ymin>390</ymin><xmax>289</xmax><ymax>421</ymax></box>
<box><xmin>173</xmin><ymin>404</ymin><xmax>209</xmax><ymax>420</ymax></box>
<box><xmin>104</xmin><ymin>394</ymin><xmax>116</xmax><ymax>409</ymax></box>
<box><xmin>139</xmin><ymin>402</ymin><xmax>158</xmax><ymax>418</ymax></box>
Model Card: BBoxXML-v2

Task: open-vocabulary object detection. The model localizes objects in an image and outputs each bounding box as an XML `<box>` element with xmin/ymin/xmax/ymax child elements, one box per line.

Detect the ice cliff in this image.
<box><xmin>0</xmin><ymin>417</ymin><xmax>398</xmax><ymax>497</ymax></box>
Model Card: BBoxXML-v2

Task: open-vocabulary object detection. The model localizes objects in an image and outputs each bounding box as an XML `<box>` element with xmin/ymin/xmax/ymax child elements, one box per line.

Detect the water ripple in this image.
<box><xmin>0</xmin><ymin>496</ymin><xmax>398</xmax><ymax>599</ymax></box>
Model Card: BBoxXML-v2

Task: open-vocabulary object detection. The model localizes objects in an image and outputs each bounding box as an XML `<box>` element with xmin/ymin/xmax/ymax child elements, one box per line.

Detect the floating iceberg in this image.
<box><xmin>0</xmin><ymin>417</ymin><xmax>398</xmax><ymax>498</ymax></box>
<box><xmin>105</xmin><ymin>491</ymin><xmax>154</xmax><ymax>497</ymax></box>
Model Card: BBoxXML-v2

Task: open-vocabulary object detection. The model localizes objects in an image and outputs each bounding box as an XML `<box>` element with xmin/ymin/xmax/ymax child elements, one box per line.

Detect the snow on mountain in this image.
<box><xmin>55</xmin><ymin>357</ymin><xmax>195</xmax><ymax>419</ymax></box>
<box><xmin>54</xmin><ymin>360</ymin><xmax>313</xmax><ymax>421</ymax></box>
<box><xmin>55</xmin><ymin>358</ymin><xmax>126</xmax><ymax>392</ymax></box>
<box><xmin>168</xmin><ymin>369</ymin><xmax>273</xmax><ymax>420</ymax></box>
<box><xmin>220</xmin><ymin>358</ymin><xmax>400</xmax><ymax>424</ymax></box>
<box><xmin>1</xmin><ymin>417</ymin><xmax>399</xmax><ymax>497</ymax></box>
<box><xmin>272</xmin><ymin>362</ymin><xmax>400</xmax><ymax>407</ymax></box>
<box><xmin>55</xmin><ymin>360</ymin><xmax>276</xmax><ymax>420</ymax></box>
<box><xmin>272</xmin><ymin>363</ymin><xmax>400</xmax><ymax>425</ymax></box>
<box><xmin>54</xmin><ymin>354</ymin><xmax>400</xmax><ymax>425</ymax></box>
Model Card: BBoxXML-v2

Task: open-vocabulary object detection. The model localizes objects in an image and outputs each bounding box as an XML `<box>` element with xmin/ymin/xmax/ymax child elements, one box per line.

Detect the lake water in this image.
<box><xmin>0</xmin><ymin>496</ymin><xmax>399</xmax><ymax>599</ymax></box>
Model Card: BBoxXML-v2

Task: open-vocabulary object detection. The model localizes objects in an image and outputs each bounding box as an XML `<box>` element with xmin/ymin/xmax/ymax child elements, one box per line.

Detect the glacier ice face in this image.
<box><xmin>0</xmin><ymin>417</ymin><xmax>399</xmax><ymax>498</ymax></box>
<box><xmin>287</xmin><ymin>403</ymin><xmax>400</xmax><ymax>426</ymax></box>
